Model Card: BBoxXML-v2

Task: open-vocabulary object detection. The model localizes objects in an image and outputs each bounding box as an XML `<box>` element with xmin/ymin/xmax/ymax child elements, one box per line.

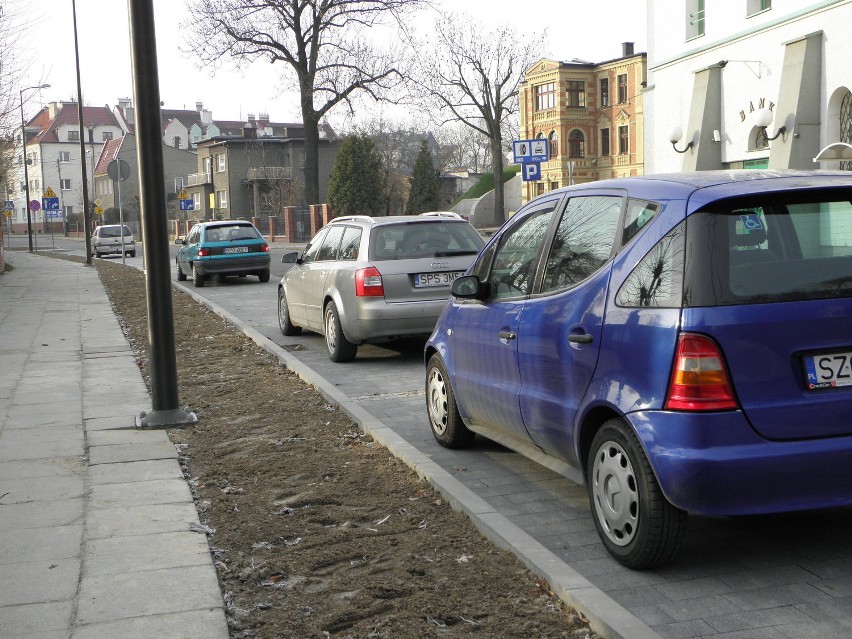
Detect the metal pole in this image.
<box><xmin>71</xmin><ymin>0</ymin><xmax>93</xmax><ymax>265</ymax></box>
<box><xmin>20</xmin><ymin>90</ymin><xmax>34</xmax><ymax>253</ymax></box>
<box><xmin>128</xmin><ymin>0</ymin><xmax>196</xmax><ymax>427</ymax></box>
<box><xmin>118</xmin><ymin>175</ymin><xmax>125</xmax><ymax>266</ymax></box>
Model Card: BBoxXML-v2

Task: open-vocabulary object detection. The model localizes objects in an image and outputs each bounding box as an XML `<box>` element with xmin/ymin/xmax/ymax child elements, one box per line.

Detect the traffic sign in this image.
<box><xmin>521</xmin><ymin>162</ymin><xmax>542</xmax><ymax>182</ymax></box>
<box><xmin>44</xmin><ymin>186</ymin><xmax>57</xmax><ymax>198</ymax></box>
<box><xmin>95</xmin><ymin>207</ymin><xmax>104</xmax><ymax>216</ymax></box>
<box><xmin>46</xmin><ymin>211</ymin><xmax>63</xmax><ymax>219</ymax></box>
<box><xmin>3</xmin><ymin>200</ymin><xmax>13</xmax><ymax>211</ymax></box>
<box><xmin>179</xmin><ymin>200</ymin><xmax>194</xmax><ymax>211</ymax></box>
<box><xmin>107</xmin><ymin>159</ymin><xmax>131</xmax><ymax>182</ymax></box>
<box><xmin>4</xmin><ymin>210</ymin><xmax>11</xmax><ymax>218</ymax></box>
<box><xmin>42</xmin><ymin>197</ymin><xmax>60</xmax><ymax>211</ymax></box>
<box><xmin>178</xmin><ymin>189</ymin><xmax>188</xmax><ymax>200</ymax></box>
<box><xmin>29</xmin><ymin>199</ymin><xmax>41</xmax><ymax>212</ymax></box>
<box><xmin>513</xmin><ymin>139</ymin><xmax>549</xmax><ymax>164</ymax></box>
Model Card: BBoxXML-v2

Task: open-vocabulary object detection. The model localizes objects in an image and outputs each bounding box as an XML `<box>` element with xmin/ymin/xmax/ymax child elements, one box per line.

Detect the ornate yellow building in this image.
<box><xmin>519</xmin><ymin>43</ymin><xmax>646</xmax><ymax>203</ymax></box>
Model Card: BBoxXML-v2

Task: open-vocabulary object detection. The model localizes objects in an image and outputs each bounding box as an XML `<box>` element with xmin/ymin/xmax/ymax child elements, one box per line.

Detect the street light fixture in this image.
<box><xmin>20</xmin><ymin>83</ymin><xmax>50</xmax><ymax>253</ymax></box>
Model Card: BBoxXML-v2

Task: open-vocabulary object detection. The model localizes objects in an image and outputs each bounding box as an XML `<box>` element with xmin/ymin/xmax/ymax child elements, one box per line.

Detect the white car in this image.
<box><xmin>92</xmin><ymin>224</ymin><xmax>136</xmax><ymax>258</ymax></box>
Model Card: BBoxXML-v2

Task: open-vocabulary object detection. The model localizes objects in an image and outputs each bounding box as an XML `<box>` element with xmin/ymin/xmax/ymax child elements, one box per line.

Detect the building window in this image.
<box><xmin>31</xmin><ymin>152</ymin><xmax>38</xmax><ymax>163</ymax></box>
<box><xmin>568</xmin><ymin>130</ymin><xmax>585</xmax><ymax>158</ymax></box>
<box><xmin>549</xmin><ymin>131</ymin><xmax>559</xmax><ymax>158</ymax></box>
<box><xmin>59</xmin><ymin>151</ymin><xmax>71</xmax><ymax>163</ymax></box>
<box><xmin>535</xmin><ymin>82</ymin><xmax>557</xmax><ymax>111</ymax></box>
<box><xmin>619</xmin><ymin>125</ymin><xmax>629</xmax><ymax>155</ymax></box>
<box><xmin>566</xmin><ymin>81</ymin><xmax>585</xmax><ymax>108</ymax></box>
<box><xmin>216</xmin><ymin>153</ymin><xmax>226</xmax><ymax>172</ymax></box>
<box><xmin>549</xmin><ymin>181</ymin><xmax>559</xmax><ymax>192</ymax></box>
<box><xmin>102</xmin><ymin>132</ymin><xmax>113</xmax><ymax>141</ymax></box>
<box><xmin>60</xmin><ymin>179</ymin><xmax>72</xmax><ymax>190</ymax></box>
<box><xmin>601</xmin><ymin>128</ymin><xmax>611</xmax><ymax>157</ymax></box>
<box><xmin>617</xmin><ymin>74</ymin><xmax>628</xmax><ymax>103</ymax></box>
<box><xmin>536</xmin><ymin>183</ymin><xmax>545</xmax><ymax>196</ymax></box>
<box><xmin>747</xmin><ymin>0</ymin><xmax>770</xmax><ymax>17</ymax></box>
<box><xmin>203</xmin><ymin>156</ymin><xmax>212</xmax><ymax>178</ymax></box>
<box><xmin>192</xmin><ymin>192</ymin><xmax>201</xmax><ymax>211</ymax></box>
<box><xmin>63</xmin><ymin>205</ymin><xmax>73</xmax><ymax>217</ymax></box>
<box><xmin>68</xmin><ymin>130</ymin><xmax>80</xmax><ymax>142</ymax></box>
<box><xmin>687</xmin><ymin>0</ymin><xmax>705</xmax><ymax>39</ymax></box>
<box><xmin>600</xmin><ymin>78</ymin><xmax>609</xmax><ymax>107</ymax></box>
<box><xmin>840</xmin><ymin>91</ymin><xmax>852</xmax><ymax>171</ymax></box>
<box><xmin>17</xmin><ymin>154</ymin><xmax>23</xmax><ymax>166</ymax></box>
<box><xmin>216</xmin><ymin>190</ymin><xmax>228</xmax><ymax>209</ymax></box>
<box><xmin>174</xmin><ymin>136</ymin><xmax>181</xmax><ymax>148</ymax></box>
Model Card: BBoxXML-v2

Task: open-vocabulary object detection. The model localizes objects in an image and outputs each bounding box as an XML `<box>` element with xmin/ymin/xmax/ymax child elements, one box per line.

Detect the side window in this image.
<box><xmin>541</xmin><ymin>196</ymin><xmax>622</xmax><ymax>293</ymax></box>
<box><xmin>302</xmin><ymin>229</ymin><xmax>328</xmax><ymax>264</ymax></box>
<box><xmin>486</xmin><ymin>202</ymin><xmax>559</xmax><ymax>300</ymax></box>
<box><xmin>616</xmin><ymin>222</ymin><xmax>685</xmax><ymax>308</ymax></box>
<box><xmin>188</xmin><ymin>227</ymin><xmax>200</xmax><ymax>244</ymax></box>
<box><xmin>622</xmin><ymin>199</ymin><xmax>660</xmax><ymax>245</ymax></box>
<box><xmin>338</xmin><ymin>227</ymin><xmax>362</xmax><ymax>260</ymax></box>
<box><xmin>317</xmin><ymin>225</ymin><xmax>345</xmax><ymax>261</ymax></box>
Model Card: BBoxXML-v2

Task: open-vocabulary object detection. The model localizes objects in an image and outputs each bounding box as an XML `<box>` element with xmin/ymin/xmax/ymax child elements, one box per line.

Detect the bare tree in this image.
<box><xmin>184</xmin><ymin>0</ymin><xmax>426</xmax><ymax>206</ymax></box>
<box><xmin>408</xmin><ymin>15</ymin><xmax>543</xmax><ymax>226</ymax></box>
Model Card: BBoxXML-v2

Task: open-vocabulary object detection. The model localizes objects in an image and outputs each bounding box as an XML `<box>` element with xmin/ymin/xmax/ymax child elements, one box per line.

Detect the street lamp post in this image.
<box><xmin>19</xmin><ymin>84</ymin><xmax>50</xmax><ymax>253</ymax></box>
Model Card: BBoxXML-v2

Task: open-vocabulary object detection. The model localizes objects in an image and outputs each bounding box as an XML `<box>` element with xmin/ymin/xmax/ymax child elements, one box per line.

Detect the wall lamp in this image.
<box><xmin>755</xmin><ymin>108</ymin><xmax>786</xmax><ymax>141</ymax></box>
<box><xmin>668</xmin><ymin>126</ymin><xmax>694</xmax><ymax>154</ymax></box>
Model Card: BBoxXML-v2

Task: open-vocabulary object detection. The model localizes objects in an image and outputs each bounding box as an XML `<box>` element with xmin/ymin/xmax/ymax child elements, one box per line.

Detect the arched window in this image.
<box><xmin>841</xmin><ymin>91</ymin><xmax>852</xmax><ymax>171</ymax></box>
<box><xmin>568</xmin><ymin>130</ymin><xmax>585</xmax><ymax>158</ymax></box>
<box><xmin>549</xmin><ymin>131</ymin><xmax>559</xmax><ymax>158</ymax></box>
<box><xmin>749</xmin><ymin>126</ymin><xmax>769</xmax><ymax>151</ymax></box>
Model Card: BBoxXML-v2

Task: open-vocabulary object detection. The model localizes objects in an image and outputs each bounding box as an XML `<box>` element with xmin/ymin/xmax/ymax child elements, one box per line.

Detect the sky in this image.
<box><xmin>17</xmin><ymin>0</ymin><xmax>646</xmax><ymax>128</ymax></box>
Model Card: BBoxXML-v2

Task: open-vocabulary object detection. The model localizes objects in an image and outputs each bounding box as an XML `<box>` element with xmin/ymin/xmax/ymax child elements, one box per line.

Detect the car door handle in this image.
<box><xmin>568</xmin><ymin>333</ymin><xmax>593</xmax><ymax>344</ymax></box>
<box><xmin>498</xmin><ymin>330</ymin><xmax>517</xmax><ymax>340</ymax></box>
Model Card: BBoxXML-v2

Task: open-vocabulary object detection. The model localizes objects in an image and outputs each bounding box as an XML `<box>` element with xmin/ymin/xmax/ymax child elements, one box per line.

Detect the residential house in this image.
<box><xmin>518</xmin><ymin>44</ymin><xmax>646</xmax><ymax>204</ymax></box>
<box><xmin>9</xmin><ymin>102</ymin><xmax>123</xmax><ymax>233</ymax></box>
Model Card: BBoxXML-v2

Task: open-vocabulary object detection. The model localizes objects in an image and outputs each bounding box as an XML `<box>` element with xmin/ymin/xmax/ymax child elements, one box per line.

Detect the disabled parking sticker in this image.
<box><xmin>740</xmin><ymin>213</ymin><xmax>764</xmax><ymax>231</ymax></box>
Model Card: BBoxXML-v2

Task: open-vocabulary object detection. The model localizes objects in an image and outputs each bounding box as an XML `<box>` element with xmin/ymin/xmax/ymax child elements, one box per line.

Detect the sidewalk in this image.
<box><xmin>0</xmin><ymin>252</ymin><xmax>227</xmax><ymax>639</ymax></box>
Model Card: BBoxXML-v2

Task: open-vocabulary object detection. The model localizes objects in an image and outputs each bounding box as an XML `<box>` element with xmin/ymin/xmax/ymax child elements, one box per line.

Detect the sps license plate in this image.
<box><xmin>223</xmin><ymin>246</ymin><xmax>250</xmax><ymax>254</ymax></box>
<box><xmin>413</xmin><ymin>271</ymin><xmax>463</xmax><ymax>288</ymax></box>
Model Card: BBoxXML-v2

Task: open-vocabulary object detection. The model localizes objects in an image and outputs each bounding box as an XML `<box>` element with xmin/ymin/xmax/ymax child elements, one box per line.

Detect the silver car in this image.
<box><xmin>92</xmin><ymin>224</ymin><xmax>136</xmax><ymax>258</ymax></box>
<box><xmin>278</xmin><ymin>214</ymin><xmax>485</xmax><ymax>362</ymax></box>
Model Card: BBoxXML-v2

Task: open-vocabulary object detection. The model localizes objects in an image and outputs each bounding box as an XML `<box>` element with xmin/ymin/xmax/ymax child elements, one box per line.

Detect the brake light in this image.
<box><xmin>260</xmin><ymin>243</ymin><xmax>270</xmax><ymax>253</ymax></box>
<box><xmin>665</xmin><ymin>333</ymin><xmax>737</xmax><ymax>411</ymax></box>
<box><xmin>355</xmin><ymin>267</ymin><xmax>384</xmax><ymax>297</ymax></box>
<box><xmin>197</xmin><ymin>247</ymin><xmax>210</xmax><ymax>257</ymax></box>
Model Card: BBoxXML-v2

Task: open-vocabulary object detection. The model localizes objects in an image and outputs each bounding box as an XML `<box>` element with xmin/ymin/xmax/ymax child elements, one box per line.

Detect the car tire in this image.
<box><xmin>426</xmin><ymin>354</ymin><xmax>474</xmax><ymax>448</ymax></box>
<box><xmin>587</xmin><ymin>418</ymin><xmax>687</xmax><ymax>569</ymax></box>
<box><xmin>192</xmin><ymin>263</ymin><xmax>205</xmax><ymax>288</ymax></box>
<box><xmin>258</xmin><ymin>269</ymin><xmax>270</xmax><ymax>283</ymax></box>
<box><xmin>277</xmin><ymin>289</ymin><xmax>301</xmax><ymax>336</ymax></box>
<box><xmin>129</xmin><ymin>250</ymin><xmax>136</xmax><ymax>258</ymax></box>
<box><xmin>324</xmin><ymin>301</ymin><xmax>357</xmax><ymax>362</ymax></box>
<box><xmin>176</xmin><ymin>259</ymin><xmax>187</xmax><ymax>281</ymax></box>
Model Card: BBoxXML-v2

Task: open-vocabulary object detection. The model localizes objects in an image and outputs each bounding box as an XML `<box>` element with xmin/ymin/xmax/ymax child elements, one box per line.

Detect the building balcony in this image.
<box><xmin>247</xmin><ymin>166</ymin><xmax>292</xmax><ymax>180</ymax></box>
<box><xmin>187</xmin><ymin>172</ymin><xmax>212</xmax><ymax>186</ymax></box>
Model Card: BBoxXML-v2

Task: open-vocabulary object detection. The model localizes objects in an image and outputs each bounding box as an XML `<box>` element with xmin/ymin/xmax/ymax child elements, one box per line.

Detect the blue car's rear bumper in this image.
<box><xmin>629</xmin><ymin>410</ymin><xmax>852</xmax><ymax>516</ymax></box>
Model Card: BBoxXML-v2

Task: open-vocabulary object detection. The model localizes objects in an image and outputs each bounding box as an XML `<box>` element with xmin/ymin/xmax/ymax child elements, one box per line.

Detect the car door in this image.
<box><xmin>450</xmin><ymin>198</ymin><xmax>561</xmax><ymax>441</ymax></box>
<box><xmin>287</xmin><ymin>228</ymin><xmax>328</xmax><ymax>327</ymax></box>
<box><xmin>305</xmin><ymin>225</ymin><xmax>346</xmax><ymax>327</ymax></box>
<box><xmin>517</xmin><ymin>193</ymin><xmax>624</xmax><ymax>464</ymax></box>
<box><xmin>177</xmin><ymin>225</ymin><xmax>200</xmax><ymax>274</ymax></box>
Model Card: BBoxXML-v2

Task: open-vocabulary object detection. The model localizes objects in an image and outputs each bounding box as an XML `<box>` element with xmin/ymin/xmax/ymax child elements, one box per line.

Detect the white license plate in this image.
<box><xmin>413</xmin><ymin>271</ymin><xmax>463</xmax><ymax>288</ymax></box>
<box><xmin>803</xmin><ymin>350</ymin><xmax>852</xmax><ymax>390</ymax></box>
<box><xmin>223</xmin><ymin>246</ymin><xmax>249</xmax><ymax>254</ymax></box>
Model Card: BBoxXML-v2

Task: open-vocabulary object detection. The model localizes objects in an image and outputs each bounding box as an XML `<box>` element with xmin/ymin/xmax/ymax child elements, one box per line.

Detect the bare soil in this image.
<box><xmin>90</xmin><ymin>256</ymin><xmax>599</xmax><ymax>639</ymax></box>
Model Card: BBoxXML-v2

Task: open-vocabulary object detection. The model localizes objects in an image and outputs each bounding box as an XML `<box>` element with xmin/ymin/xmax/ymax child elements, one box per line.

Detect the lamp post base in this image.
<box><xmin>136</xmin><ymin>406</ymin><xmax>198</xmax><ymax>429</ymax></box>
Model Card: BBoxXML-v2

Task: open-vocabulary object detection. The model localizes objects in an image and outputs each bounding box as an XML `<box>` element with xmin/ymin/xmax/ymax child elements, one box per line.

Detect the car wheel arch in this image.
<box><xmin>323</xmin><ymin>294</ymin><xmax>357</xmax><ymax>342</ymax></box>
<box><xmin>577</xmin><ymin>405</ymin><xmax>628</xmax><ymax>480</ymax></box>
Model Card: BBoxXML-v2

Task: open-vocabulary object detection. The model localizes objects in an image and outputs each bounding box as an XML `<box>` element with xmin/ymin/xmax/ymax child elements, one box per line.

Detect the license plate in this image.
<box><xmin>223</xmin><ymin>246</ymin><xmax>249</xmax><ymax>254</ymax></box>
<box><xmin>803</xmin><ymin>350</ymin><xmax>852</xmax><ymax>390</ymax></box>
<box><xmin>413</xmin><ymin>271</ymin><xmax>463</xmax><ymax>288</ymax></box>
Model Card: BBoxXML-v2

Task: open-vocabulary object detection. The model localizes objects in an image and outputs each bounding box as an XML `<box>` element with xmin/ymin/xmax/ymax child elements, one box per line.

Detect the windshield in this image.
<box><xmin>369</xmin><ymin>222</ymin><xmax>484</xmax><ymax>260</ymax></box>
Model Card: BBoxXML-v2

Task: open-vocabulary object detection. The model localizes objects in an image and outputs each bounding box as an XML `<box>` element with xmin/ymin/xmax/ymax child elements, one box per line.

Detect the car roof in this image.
<box><xmin>331</xmin><ymin>215</ymin><xmax>469</xmax><ymax>227</ymax></box>
<box><xmin>197</xmin><ymin>220</ymin><xmax>254</xmax><ymax>228</ymax></box>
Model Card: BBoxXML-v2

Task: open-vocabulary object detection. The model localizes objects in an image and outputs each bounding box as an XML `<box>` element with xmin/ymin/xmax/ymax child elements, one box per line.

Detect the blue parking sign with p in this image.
<box><xmin>522</xmin><ymin>162</ymin><xmax>541</xmax><ymax>182</ymax></box>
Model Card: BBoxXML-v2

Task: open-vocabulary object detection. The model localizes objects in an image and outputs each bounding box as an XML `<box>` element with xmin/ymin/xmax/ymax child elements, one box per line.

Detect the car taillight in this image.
<box><xmin>355</xmin><ymin>267</ymin><xmax>384</xmax><ymax>297</ymax></box>
<box><xmin>260</xmin><ymin>243</ymin><xmax>269</xmax><ymax>253</ymax></box>
<box><xmin>665</xmin><ymin>333</ymin><xmax>737</xmax><ymax>411</ymax></box>
<box><xmin>197</xmin><ymin>247</ymin><xmax>210</xmax><ymax>257</ymax></box>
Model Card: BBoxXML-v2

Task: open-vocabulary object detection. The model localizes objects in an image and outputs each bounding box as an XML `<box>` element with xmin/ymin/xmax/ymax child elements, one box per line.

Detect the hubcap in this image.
<box><xmin>426</xmin><ymin>367</ymin><xmax>448</xmax><ymax>435</ymax></box>
<box><xmin>278</xmin><ymin>296</ymin><xmax>287</xmax><ymax>327</ymax></box>
<box><xmin>591</xmin><ymin>440</ymin><xmax>639</xmax><ymax>547</ymax></box>
<box><xmin>325</xmin><ymin>309</ymin><xmax>337</xmax><ymax>354</ymax></box>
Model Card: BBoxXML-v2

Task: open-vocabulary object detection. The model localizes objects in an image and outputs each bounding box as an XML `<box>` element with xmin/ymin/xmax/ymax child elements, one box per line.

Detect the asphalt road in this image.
<box><xmin>15</xmin><ymin>233</ymin><xmax>852</xmax><ymax>639</ymax></box>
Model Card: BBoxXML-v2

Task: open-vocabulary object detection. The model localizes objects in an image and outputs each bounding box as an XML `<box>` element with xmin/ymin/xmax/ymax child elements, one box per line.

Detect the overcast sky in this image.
<box><xmin>18</xmin><ymin>0</ymin><xmax>646</xmax><ymax>127</ymax></box>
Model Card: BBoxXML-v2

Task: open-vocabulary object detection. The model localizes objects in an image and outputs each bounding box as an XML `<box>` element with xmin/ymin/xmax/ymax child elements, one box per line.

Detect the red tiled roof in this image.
<box><xmin>94</xmin><ymin>136</ymin><xmax>126</xmax><ymax>175</ymax></box>
<box><xmin>29</xmin><ymin>103</ymin><xmax>120</xmax><ymax>145</ymax></box>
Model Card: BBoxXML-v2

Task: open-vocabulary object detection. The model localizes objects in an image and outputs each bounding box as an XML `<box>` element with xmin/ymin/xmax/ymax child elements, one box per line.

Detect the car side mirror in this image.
<box><xmin>451</xmin><ymin>275</ymin><xmax>483</xmax><ymax>299</ymax></box>
<box><xmin>174</xmin><ymin>237</ymin><xmax>185</xmax><ymax>245</ymax></box>
<box><xmin>281</xmin><ymin>251</ymin><xmax>299</xmax><ymax>264</ymax></box>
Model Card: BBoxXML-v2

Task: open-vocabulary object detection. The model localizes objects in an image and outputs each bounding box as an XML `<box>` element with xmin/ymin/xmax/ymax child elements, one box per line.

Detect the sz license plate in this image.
<box><xmin>223</xmin><ymin>246</ymin><xmax>249</xmax><ymax>254</ymax></box>
<box><xmin>803</xmin><ymin>350</ymin><xmax>852</xmax><ymax>390</ymax></box>
<box><xmin>413</xmin><ymin>271</ymin><xmax>463</xmax><ymax>288</ymax></box>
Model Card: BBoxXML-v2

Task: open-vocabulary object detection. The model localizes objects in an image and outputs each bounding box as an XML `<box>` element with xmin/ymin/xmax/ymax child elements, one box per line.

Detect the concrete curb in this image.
<box><xmin>173</xmin><ymin>280</ymin><xmax>662</xmax><ymax>639</ymax></box>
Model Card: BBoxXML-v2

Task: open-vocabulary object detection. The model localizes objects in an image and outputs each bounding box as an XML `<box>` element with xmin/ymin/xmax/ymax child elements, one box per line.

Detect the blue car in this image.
<box><xmin>424</xmin><ymin>170</ymin><xmax>852</xmax><ymax>568</ymax></box>
<box><xmin>175</xmin><ymin>220</ymin><xmax>271</xmax><ymax>287</ymax></box>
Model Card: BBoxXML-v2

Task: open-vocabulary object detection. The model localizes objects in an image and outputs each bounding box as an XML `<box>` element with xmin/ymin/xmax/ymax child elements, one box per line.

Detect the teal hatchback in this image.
<box><xmin>175</xmin><ymin>220</ymin><xmax>271</xmax><ymax>287</ymax></box>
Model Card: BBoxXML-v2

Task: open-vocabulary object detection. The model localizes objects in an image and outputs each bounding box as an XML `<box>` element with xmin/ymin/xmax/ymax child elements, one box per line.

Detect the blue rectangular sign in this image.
<box><xmin>3</xmin><ymin>200</ymin><xmax>13</xmax><ymax>211</ymax></box>
<box><xmin>42</xmin><ymin>197</ymin><xmax>60</xmax><ymax>211</ymax></box>
<box><xmin>513</xmin><ymin>139</ymin><xmax>550</xmax><ymax>164</ymax></box>
<box><xmin>521</xmin><ymin>162</ymin><xmax>542</xmax><ymax>182</ymax></box>
<box><xmin>46</xmin><ymin>211</ymin><xmax>63</xmax><ymax>219</ymax></box>
<box><xmin>179</xmin><ymin>200</ymin><xmax>195</xmax><ymax>211</ymax></box>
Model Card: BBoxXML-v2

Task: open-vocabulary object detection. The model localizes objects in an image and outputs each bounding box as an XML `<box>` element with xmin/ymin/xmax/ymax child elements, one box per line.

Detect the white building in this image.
<box><xmin>646</xmin><ymin>0</ymin><xmax>852</xmax><ymax>173</ymax></box>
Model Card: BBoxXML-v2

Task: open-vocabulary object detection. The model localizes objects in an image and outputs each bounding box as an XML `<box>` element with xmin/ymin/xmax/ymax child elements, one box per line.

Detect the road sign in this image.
<box><xmin>4</xmin><ymin>210</ymin><xmax>11</xmax><ymax>218</ymax></box>
<box><xmin>3</xmin><ymin>200</ymin><xmax>13</xmax><ymax>211</ymax></box>
<box><xmin>107</xmin><ymin>159</ymin><xmax>131</xmax><ymax>182</ymax></box>
<box><xmin>521</xmin><ymin>162</ymin><xmax>542</xmax><ymax>182</ymax></box>
<box><xmin>513</xmin><ymin>139</ymin><xmax>549</xmax><ymax>164</ymax></box>
<box><xmin>46</xmin><ymin>211</ymin><xmax>63</xmax><ymax>219</ymax></box>
<box><xmin>95</xmin><ymin>207</ymin><xmax>104</xmax><ymax>216</ymax></box>
<box><xmin>179</xmin><ymin>200</ymin><xmax>194</xmax><ymax>211</ymax></box>
<box><xmin>94</xmin><ymin>198</ymin><xmax>103</xmax><ymax>207</ymax></box>
<box><xmin>44</xmin><ymin>187</ymin><xmax>57</xmax><ymax>198</ymax></box>
<box><xmin>42</xmin><ymin>197</ymin><xmax>60</xmax><ymax>211</ymax></box>
<box><xmin>29</xmin><ymin>199</ymin><xmax>41</xmax><ymax>212</ymax></box>
<box><xmin>178</xmin><ymin>189</ymin><xmax>189</xmax><ymax>200</ymax></box>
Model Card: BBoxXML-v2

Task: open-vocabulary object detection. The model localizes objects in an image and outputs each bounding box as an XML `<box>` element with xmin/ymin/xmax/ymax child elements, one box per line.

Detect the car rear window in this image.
<box><xmin>99</xmin><ymin>226</ymin><xmax>132</xmax><ymax>238</ymax></box>
<box><xmin>684</xmin><ymin>189</ymin><xmax>852</xmax><ymax>306</ymax></box>
<box><xmin>370</xmin><ymin>222</ymin><xmax>484</xmax><ymax>260</ymax></box>
<box><xmin>205</xmin><ymin>224</ymin><xmax>261</xmax><ymax>242</ymax></box>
